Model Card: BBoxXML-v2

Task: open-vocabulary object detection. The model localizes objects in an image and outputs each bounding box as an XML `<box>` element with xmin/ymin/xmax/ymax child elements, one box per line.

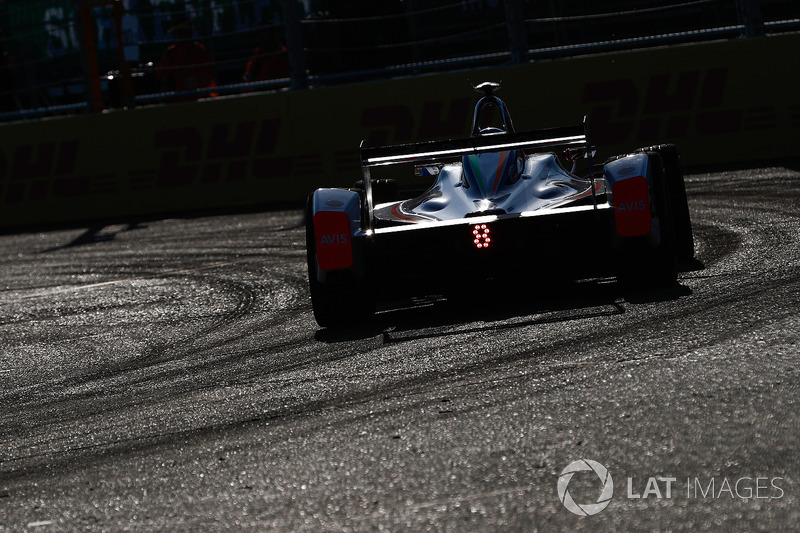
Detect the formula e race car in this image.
<box><xmin>306</xmin><ymin>82</ymin><xmax>693</xmax><ymax>327</ymax></box>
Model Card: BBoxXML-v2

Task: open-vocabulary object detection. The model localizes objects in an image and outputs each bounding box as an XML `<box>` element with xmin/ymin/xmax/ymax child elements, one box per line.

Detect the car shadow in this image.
<box><xmin>314</xmin><ymin>278</ymin><xmax>694</xmax><ymax>344</ymax></box>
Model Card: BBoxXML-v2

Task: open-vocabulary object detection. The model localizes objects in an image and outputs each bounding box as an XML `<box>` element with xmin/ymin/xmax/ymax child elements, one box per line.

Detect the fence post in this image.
<box><xmin>505</xmin><ymin>0</ymin><xmax>529</xmax><ymax>64</ymax></box>
<box><xmin>282</xmin><ymin>0</ymin><xmax>308</xmax><ymax>90</ymax></box>
<box><xmin>111</xmin><ymin>0</ymin><xmax>135</xmax><ymax>108</ymax></box>
<box><xmin>736</xmin><ymin>0</ymin><xmax>765</xmax><ymax>37</ymax></box>
<box><xmin>75</xmin><ymin>1</ymin><xmax>105</xmax><ymax>112</ymax></box>
<box><xmin>405</xmin><ymin>0</ymin><xmax>421</xmax><ymax>68</ymax></box>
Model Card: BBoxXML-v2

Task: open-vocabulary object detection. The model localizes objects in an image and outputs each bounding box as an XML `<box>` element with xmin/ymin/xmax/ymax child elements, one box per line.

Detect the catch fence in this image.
<box><xmin>0</xmin><ymin>0</ymin><xmax>796</xmax><ymax>122</ymax></box>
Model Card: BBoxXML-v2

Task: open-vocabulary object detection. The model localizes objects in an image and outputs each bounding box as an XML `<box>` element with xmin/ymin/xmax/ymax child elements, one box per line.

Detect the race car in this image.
<box><xmin>306</xmin><ymin>82</ymin><xmax>693</xmax><ymax>327</ymax></box>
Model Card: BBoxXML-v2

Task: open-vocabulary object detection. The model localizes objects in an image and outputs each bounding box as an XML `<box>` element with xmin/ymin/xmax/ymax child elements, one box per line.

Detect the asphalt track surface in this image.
<box><xmin>1</xmin><ymin>163</ymin><xmax>799</xmax><ymax>532</ymax></box>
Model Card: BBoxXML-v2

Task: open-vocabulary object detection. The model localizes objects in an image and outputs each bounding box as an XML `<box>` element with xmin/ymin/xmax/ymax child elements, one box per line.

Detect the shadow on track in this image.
<box><xmin>314</xmin><ymin>277</ymin><xmax>695</xmax><ymax>344</ymax></box>
<box><xmin>37</xmin><ymin>223</ymin><xmax>149</xmax><ymax>253</ymax></box>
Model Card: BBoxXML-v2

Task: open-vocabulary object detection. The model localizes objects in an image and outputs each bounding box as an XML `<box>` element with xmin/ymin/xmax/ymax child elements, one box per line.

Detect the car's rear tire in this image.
<box><xmin>615</xmin><ymin>152</ymin><xmax>678</xmax><ymax>289</ymax></box>
<box><xmin>636</xmin><ymin>144</ymin><xmax>694</xmax><ymax>262</ymax></box>
<box><xmin>305</xmin><ymin>195</ymin><xmax>375</xmax><ymax>328</ymax></box>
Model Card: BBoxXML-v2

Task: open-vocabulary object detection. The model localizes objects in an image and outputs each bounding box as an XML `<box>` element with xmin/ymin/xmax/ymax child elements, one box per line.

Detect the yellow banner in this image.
<box><xmin>1</xmin><ymin>34</ymin><xmax>797</xmax><ymax>228</ymax></box>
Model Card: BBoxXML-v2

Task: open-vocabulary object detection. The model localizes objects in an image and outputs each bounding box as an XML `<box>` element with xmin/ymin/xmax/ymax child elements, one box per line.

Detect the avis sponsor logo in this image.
<box><xmin>616</xmin><ymin>200</ymin><xmax>647</xmax><ymax>212</ymax></box>
<box><xmin>320</xmin><ymin>234</ymin><xmax>349</xmax><ymax>245</ymax></box>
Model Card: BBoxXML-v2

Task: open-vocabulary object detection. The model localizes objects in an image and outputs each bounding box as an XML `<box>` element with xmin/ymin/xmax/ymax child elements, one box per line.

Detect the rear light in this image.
<box><xmin>472</xmin><ymin>224</ymin><xmax>491</xmax><ymax>249</ymax></box>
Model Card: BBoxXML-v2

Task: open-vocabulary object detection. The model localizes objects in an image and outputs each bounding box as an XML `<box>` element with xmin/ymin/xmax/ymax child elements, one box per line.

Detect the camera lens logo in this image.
<box><xmin>557</xmin><ymin>459</ymin><xmax>614</xmax><ymax>516</ymax></box>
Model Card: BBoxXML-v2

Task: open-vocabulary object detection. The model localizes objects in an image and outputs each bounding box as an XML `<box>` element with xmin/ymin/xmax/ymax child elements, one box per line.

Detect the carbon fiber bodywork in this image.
<box><xmin>362</xmin><ymin>204</ymin><xmax>616</xmax><ymax>300</ymax></box>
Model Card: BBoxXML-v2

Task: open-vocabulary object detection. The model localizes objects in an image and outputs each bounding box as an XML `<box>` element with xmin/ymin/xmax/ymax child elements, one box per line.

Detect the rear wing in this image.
<box><xmin>359</xmin><ymin>119</ymin><xmax>595</xmax><ymax>228</ymax></box>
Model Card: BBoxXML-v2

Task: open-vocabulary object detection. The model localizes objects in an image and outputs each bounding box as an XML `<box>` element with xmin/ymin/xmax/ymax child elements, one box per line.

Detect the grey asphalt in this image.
<box><xmin>1</xmin><ymin>163</ymin><xmax>798</xmax><ymax>531</ymax></box>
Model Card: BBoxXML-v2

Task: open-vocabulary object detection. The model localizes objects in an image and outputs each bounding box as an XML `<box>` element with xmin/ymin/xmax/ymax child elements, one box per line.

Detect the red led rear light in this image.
<box><xmin>472</xmin><ymin>224</ymin><xmax>491</xmax><ymax>249</ymax></box>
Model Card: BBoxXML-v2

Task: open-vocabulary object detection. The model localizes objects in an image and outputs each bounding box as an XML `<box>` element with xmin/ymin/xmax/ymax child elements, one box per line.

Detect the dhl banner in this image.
<box><xmin>1</xmin><ymin>34</ymin><xmax>797</xmax><ymax>229</ymax></box>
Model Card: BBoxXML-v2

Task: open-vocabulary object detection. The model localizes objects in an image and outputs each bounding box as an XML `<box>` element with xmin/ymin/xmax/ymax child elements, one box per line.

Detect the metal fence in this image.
<box><xmin>0</xmin><ymin>0</ymin><xmax>797</xmax><ymax>122</ymax></box>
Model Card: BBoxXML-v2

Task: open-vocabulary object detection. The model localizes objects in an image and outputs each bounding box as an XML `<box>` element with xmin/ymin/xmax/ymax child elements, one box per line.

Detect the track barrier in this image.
<box><xmin>0</xmin><ymin>34</ymin><xmax>797</xmax><ymax>229</ymax></box>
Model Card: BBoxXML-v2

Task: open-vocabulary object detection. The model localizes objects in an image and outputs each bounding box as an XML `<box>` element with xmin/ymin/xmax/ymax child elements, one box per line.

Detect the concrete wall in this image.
<box><xmin>1</xmin><ymin>34</ymin><xmax>797</xmax><ymax>229</ymax></box>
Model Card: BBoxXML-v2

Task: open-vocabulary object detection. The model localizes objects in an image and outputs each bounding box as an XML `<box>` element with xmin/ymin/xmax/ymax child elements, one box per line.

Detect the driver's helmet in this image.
<box><xmin>462</xmin><ymin>127</ymin><xmax>522</xmax><ymax>197</ymax></box>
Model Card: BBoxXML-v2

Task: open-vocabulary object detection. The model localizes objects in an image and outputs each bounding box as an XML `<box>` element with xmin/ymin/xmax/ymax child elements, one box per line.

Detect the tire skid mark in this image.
<box><xmin>3</xmin><ymin>168</ymin><xmax>800</xmax><ymax>497</ymax></box>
